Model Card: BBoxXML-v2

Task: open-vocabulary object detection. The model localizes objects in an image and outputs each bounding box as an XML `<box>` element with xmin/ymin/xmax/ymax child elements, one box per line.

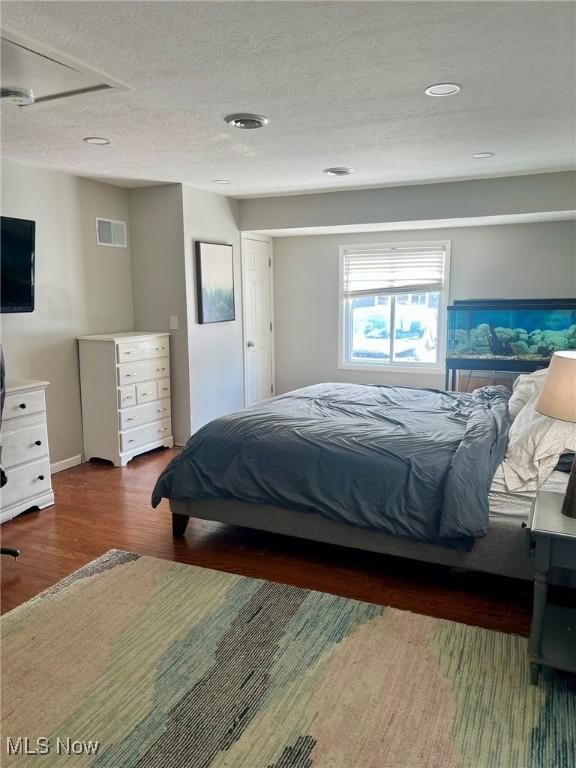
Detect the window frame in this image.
<box><xmin>338</xmin><ymin>240</ymin><xmax>451</xmax><ymax>374</ymax></box>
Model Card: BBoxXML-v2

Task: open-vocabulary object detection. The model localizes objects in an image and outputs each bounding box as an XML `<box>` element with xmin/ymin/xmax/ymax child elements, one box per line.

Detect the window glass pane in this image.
<box><xmin>349</xmin><ymin>297</ymin><xmax>391</xmax><ymax>362</ymax></box>
<box><xmin>393</xmin><ymin>292</ymin><xmax>439</xmax><ymax>363</ymax></box>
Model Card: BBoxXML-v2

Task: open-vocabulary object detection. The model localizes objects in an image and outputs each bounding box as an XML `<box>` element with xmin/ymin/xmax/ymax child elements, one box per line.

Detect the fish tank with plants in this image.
<box><xmin>447</xmin><ymin>299</ymin><xmax>576</xmax><ymax>367</ymax></box>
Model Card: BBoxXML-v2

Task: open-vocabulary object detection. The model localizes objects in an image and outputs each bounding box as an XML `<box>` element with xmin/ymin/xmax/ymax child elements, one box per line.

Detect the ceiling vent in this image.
<box><xmin>96</xmin><ymin>218</ymin><xmax>128</xmax><ymax>248</ymax></box>
<box><xmin>1</xmin><ymin>30</ymin><xmax>127</xmax><ymax>106</ymax></box>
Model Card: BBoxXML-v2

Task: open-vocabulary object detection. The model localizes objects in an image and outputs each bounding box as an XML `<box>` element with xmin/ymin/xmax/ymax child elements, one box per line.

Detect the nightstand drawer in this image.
<box><xmin>3</xmin><ymin>389</ymin><xmax>46</xmax><ymax>421</ymax></box>
<box><xmin>157</xmin><ymin>378</ymin><xmax>171</xmax><ymax>399</ymax></box>
<box><xmin>2</xmin><ymin>458</ymin><xmax>51</xmax><ymax>509</ymax></box>
<box><xmin>136</xmin><ymin>382</ymin><xmax>158</xmax><ymax>404</ymax></box>
<box><xmin>1</xmin><ymin>423</ymin><xmax>49</xmax><ymax>469</ymax></box>
<box><xmin>117</xmin><ymin>359</ymin><xmax>170</xmax><ymax>386</ymax></box>
<box><xmin>120</xmin><ymin>418</ymin><xmax>171</xmax><ymax>452</ymax></box>
<box><xmin>551</xmin><ymin>538</ymin><xmax>576</xmax><ymax>570</ymax></box>
<box><xmin>118</xmin><ymin>385</ymin><xmax>137</xmax><ymax>408</ymax></box>
<box><xmin>119</xmin><ymin>399</ymin><xmax>171</xmax><ymax>430</ymax></box>
<box><xmin>117</xmin><ymin>337</ymin><xmax>169</xmax><ymax>363</ymax></box>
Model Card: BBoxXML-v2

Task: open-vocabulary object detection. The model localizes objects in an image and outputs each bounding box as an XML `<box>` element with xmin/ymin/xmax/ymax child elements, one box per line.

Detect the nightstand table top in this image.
<box><xmin>531</xmin><ymin>491</ymin><xmax>576</xmax><ymax>540</ymax></box>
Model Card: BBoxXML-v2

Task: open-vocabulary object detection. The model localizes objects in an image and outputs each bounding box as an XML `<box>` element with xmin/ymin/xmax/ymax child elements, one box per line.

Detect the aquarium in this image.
<box><xmin>447</xmin><ymin>299</ymin><xmax>576</xmax><ymax>363</ymax></box>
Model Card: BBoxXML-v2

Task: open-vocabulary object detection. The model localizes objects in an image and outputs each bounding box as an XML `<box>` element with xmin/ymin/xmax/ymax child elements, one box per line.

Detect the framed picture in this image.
<box><xmin>195</xmin><ymin>241</ymin><xmax>235</xmax><ymax>324</ymax></box>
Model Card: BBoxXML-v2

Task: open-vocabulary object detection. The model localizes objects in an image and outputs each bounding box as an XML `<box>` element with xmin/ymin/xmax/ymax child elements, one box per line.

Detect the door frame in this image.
<box><xmin>240</xmin><ymin>232</ymin><xmax>275</xmax><ymax>407</ymax></box>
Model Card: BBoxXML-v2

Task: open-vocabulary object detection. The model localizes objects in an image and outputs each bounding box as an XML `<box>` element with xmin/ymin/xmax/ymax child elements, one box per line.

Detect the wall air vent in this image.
<box><xmin>96</xmin><ymin>218</ymin><xmax>128</xmax><ymax>248</ymax></box>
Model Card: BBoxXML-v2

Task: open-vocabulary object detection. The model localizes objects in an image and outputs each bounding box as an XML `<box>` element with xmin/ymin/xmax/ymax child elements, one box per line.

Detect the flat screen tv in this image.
<box><xmin>1</xmin><ymin>216</ymin><xmax>35</xmax><ymax>313</ymax></box>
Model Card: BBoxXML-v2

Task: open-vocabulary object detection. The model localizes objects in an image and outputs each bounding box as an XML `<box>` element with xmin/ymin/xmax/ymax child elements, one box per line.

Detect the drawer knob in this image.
<box><xmin>128</xmin><ymin>439</ymin><xmax>135</xmax><ymax>443</ymax></box>
<box><xmin>35</xmin><ymin>440</ymin><xmax>42</xmax><ymax>446</ymax></box>
<box><xmin>124</xmin><ymin>351</ymin><xmax>132</xmax><ymax>355</ymax></box>
<box><xmin>19</xmin><ymin>403</ymin><xmax>27</xmax><ymax>409</ymax></box>
<box><xmin>142</xmin><ymin>392</ymin><xmax>150</xmax><ymax>396</ymax></box>
<box><xmin>125</xmin><ymin>396</ymin><xmax>133</xmax><ymax>400</ymax></box>
<box><xmin>38</xmin><ymin>474</ymin><xmax>45</xmax><ymax>481</ymax></box>
<box><xmin>125</xmin><ymin>374</ymin><xmax>134</xmax><ymax>378</ymax></box>
<box><xmin>127</xmin><ymin>417</ymin><xmax>135</xmax><ymax>422</ymax></box>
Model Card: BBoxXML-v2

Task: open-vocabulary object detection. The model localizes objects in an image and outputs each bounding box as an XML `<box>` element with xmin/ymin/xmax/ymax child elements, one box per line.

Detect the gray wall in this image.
<box><xmin>273</xmin><ymin>221</ymin><xmax>576</xmax><ymax>393</ymax></box>
<box><xmin>129</xmin><ymin>184</ymin><xmax>244</xmax><ymax>442</ymax></box>
<box><xmin>1</xmin><ymin>159</ymin><xmax>134</xmax><ymax>464</ymax></box>
<box><xmin>128</xmin><ymin>184</ymin><xmax>191</xmax><ymax>446</ymax></box>
<box><xmin>182</xmin><ymin>186</ymin><xmax>244</xmax><ymax>433</ymax></box>
<box><xmin>240</xmin><ymin>172</ymin><xmax>576</xmax><ymax>232</ymax></box>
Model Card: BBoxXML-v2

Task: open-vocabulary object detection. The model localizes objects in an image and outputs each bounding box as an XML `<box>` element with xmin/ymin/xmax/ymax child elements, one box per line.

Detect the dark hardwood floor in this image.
<box><xmin>0</xmin><ymin>446</ymin><xmax>558</xmax><ymax>635</ymax></box>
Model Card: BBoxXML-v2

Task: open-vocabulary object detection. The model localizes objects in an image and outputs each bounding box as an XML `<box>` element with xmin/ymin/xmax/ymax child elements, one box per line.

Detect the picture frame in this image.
<box><xmin>195</xmin><ymin>241</ymin><xmax>235</xmax><ymax>324</ymax></box>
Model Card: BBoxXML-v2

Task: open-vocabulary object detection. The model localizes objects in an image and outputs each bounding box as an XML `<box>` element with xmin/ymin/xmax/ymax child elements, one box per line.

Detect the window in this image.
<box><xmin>339</xmin><ymin>242</ymin><xmax>450</xmax><ymax>369</ymax></box>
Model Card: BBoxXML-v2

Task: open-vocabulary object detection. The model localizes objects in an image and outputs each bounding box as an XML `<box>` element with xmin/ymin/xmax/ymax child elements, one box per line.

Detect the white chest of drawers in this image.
<box><xmin>1</xmin><ymin>379</ymin><xmax>55</xmax><ymax>523</ymax></box>
<box><xmin>78</xmin><ymin>332</ymin><xmax>174</xmax><ymax>467</ymax></box>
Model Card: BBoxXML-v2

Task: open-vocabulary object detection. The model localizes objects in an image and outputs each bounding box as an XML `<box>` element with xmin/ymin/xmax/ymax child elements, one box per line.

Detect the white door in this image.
<box><xmin>242</xmin><ymin>236</ymin><xmax>274</xmax><ymax>406</ymax></box>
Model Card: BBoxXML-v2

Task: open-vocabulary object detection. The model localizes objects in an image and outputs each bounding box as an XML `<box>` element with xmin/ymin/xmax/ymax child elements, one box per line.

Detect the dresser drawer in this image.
<box><xmin>136</xmin><ymin>382</ymin><xmax>158</xmax><ymax>404</ymax></box>
<box><xmin>117</xmin><ymin>359</ymin><xmax>170</xmax><ymax>386</ymax></box>
<box><xmin>117</xmin><ymin>337</ymin><xmax>169</xmax><ymax>363</ymax></box>
<box><xmin>2</xmin><ymin>458</ymin><xmax>51</xmax><ymax>510</ymax></box>
<box><xmin>3</xmin><ymin>389</ymin><xmax>46</xmax><ymax>421</ymax></box>
<box><xmin>119</xmin><ymin>399</ymin><xmax>171</xmax><ymax>430</ymax></box>
<box><xmin>1</xmin><ymin>423</ymin><xmax>49</xmax><ymax>469</ymax></box>
<box><xmin>157</xmin><ymin>378</ymin><xmax>171</xmax><ymax>399</ymax></box>
<box><xmin>118</xmin><ymin>385</ymin><xmax>137</xmax><ymax>408</ymax></box>
<box><xmin>120</xmin><ymin>418</ymin><xmax>171</xmax><ymax>453</ymax></box>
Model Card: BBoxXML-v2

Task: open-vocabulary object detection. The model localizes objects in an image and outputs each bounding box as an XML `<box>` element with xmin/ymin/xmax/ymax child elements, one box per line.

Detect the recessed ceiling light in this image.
<box><xmin>1</xmin><ymin>86</ymin><xmax>35</xmax><ymax>106</ymax></box>
<box><xmin>212</xmin><ymin>179</ymin><xmax>231</xmax><ymax>185</ymax></box>
<box><xmin>323</xmin><ymin>167</ymin><xmax>354</xmax><ymax>176</ymax></box>
<box><xmin>83</xmin><ymin>136</ymin><xmax>110</xmax><ymax>145</ymax></box>
<box><xmin>469</xmin><ymin>152</ymin><xmax>495</xmax><ymax>159</ymax></box>
<box><xmin>225</xmin><ymin>113</ymin><xmax>269</xmax><ymax>129</ymax></box>
<box><xmin>424</xmin><ymin>83</ymin><xmax>462</xmax><ymax>97</ymax></box>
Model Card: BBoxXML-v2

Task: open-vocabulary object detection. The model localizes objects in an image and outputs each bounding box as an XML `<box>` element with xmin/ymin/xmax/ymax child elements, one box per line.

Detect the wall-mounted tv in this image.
<box><xmin>1</xmin><ymin>216</ymin><xmax>36</xmax><ymax>313</ymax></box>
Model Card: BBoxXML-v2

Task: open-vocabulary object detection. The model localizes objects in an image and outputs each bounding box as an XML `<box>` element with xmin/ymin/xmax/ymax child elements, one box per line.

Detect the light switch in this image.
<box><xmin>169</xmin><ymin>315</ymin><xmax>179</xmax><ymax>330</ymax></box>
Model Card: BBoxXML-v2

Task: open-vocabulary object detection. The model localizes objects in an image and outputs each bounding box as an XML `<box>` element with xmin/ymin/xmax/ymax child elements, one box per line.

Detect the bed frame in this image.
<box><xmin>171</xmin><ymin>498</ymin><xmax>534</xmax><ymax>581</ymax></box>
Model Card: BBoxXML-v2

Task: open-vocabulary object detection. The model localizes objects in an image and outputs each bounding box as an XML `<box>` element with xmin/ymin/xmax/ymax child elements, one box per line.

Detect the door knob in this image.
<box><xmin>247</xmin><ymin>341</ymin><xmax>255</xmax><ymax>348</ymax></box>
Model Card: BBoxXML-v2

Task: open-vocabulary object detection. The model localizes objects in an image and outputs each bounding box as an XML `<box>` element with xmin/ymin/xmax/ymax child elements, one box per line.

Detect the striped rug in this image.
<box><xmin>1</xmin><ymin>550</ymin><xmax>574</xmax><ymax>768</ymax></box>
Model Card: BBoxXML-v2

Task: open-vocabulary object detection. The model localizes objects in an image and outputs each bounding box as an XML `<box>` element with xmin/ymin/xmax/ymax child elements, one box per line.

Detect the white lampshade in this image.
<box><xmin>536</xmin><ymin>351</ymin><xmax>576</xmax><ymax>423</ymax></box>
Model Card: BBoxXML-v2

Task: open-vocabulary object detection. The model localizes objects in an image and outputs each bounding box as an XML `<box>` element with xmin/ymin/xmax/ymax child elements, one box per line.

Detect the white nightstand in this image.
<box><xmin>528</xmin><ymin>490</ymin><xmax>576</xmax><ymax>684</ymax></box>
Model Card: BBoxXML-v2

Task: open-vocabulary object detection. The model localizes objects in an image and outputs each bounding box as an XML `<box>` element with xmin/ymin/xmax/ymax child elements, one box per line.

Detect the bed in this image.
<box><xmin>152</xmin><ymin>381</ymin><xmax>570</xmax><ymax>581</ymax></box>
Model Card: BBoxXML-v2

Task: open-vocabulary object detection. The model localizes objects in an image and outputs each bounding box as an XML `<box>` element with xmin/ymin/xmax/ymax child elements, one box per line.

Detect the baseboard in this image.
<box><xmin>50</xmin><ymin>455</ymin><xmax>82</xmax><ymax>475</ymax></box>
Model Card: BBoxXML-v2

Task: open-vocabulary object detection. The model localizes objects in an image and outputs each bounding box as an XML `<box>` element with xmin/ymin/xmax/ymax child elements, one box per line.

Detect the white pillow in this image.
<box><xmin>502</xmin><ymin>391</ymin><xmax>576</xmax><ymax>492</ymax></box>
<box><xmin>507</xmin><ymin>368</ymin><xmax>548</xmax><ymax>421</ymax></box>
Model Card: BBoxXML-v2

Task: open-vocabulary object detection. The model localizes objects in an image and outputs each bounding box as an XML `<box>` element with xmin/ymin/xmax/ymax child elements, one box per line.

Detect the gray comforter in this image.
<box><xmin>152</xmin><ymin>383</ymin><xmax>511</xmax><ymax>550</ymax></box>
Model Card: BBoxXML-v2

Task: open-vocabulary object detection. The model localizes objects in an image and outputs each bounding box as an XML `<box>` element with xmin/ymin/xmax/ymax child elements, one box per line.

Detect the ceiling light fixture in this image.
<box><xmin>212</xmin><ymin>179</ymin><xmax>231</xmax><ymax>185</ymax></box>
<box><xmin>469</xmin><ymin>152</ymin><xmax>495</xmax><ymax>159</ymax></box>
<box><xmin>424</xmin><ymin>83</ymin><xmax>462</xmax><ymax>97</ymax></box>
<box><xmin>225</xmin><ymin>113</ymin><xmax>269</xmax><ymax>129</ymax></box>
<box><xmin>1</xmin><ymin>86</ymin><xmax>35</xmax><ymax>106</ymax></box>
<box><xmin>83</xmin><ymin>136</ymin><xmax>111</xmax><ymax>145</ymax></box>
<box><xmin>323</xmin><ymin>167</ymin><xmax>354</xmax><ymax>176</ymax></box>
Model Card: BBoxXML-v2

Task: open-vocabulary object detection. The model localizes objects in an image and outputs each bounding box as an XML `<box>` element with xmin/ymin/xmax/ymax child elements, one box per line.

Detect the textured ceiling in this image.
<box><xmin>1</xmin><ymin>1</ymin><xmax>575</xmax><ymax>197</ymax></box>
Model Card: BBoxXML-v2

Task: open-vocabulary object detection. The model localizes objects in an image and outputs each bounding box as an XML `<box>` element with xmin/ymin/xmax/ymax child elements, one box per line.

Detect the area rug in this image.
<box><xmin>1</xmin><ymin>551</ymin><xmax>574</xmax><ymax>768</ymax></box>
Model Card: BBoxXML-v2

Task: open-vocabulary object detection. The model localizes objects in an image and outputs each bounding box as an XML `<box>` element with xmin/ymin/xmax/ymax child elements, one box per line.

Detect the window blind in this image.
<box><xmin>342</xmin><ymin>244</ymin><xmax>447</xmax><ymax>298</ymax></box>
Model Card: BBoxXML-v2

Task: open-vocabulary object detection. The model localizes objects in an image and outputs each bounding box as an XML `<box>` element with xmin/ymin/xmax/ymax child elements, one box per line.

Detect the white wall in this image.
<box><xmin>1</xmin><ymin>159</ymin><xmax>134</xmax><ymax>464</ymax></box>
<box><xmin>182</xmin><ymin>186</ymin><xmax>244</xmax><ymax>433</ymax></box>
<box><xmin>129</xmin><ymin>184</ymin><xmax>244</xmax><ymax>441</ymax></box>
<box><xmin>240</xmin><ymin>172</ymin><xmax>576</xmax><ymax>232</ymax></box>
<box><xmin>273</xmin><ymin>221</ymin><xmax>576</xmax><ymax>393</ymax></box>
<box><xmin>128</xmin><ymin>184</ymin><xmax>191</xmax><ymax>446</ymax></box>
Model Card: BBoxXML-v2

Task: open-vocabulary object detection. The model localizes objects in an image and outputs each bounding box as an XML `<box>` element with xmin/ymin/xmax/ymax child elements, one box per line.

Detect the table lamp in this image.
<box><xmin>535</xmin><ymin>350</ymin><xmax>576</xmax><ymax>518</ymax></box>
